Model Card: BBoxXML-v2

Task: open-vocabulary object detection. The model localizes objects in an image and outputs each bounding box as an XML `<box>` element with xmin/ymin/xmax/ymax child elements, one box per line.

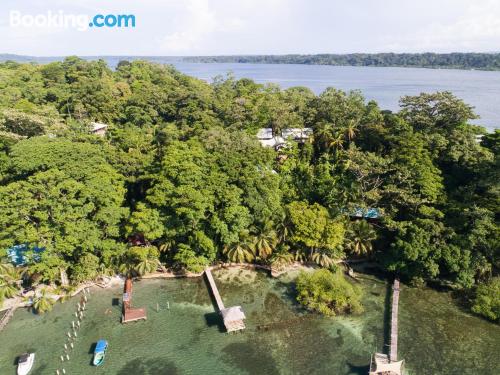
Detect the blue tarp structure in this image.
<box><xmin>349</xmin><ymin>207</ymin><xmax>381</xmax><ymax>219</ymax></box>
<box><xmin>6</xmin><ymin>244</ymin><xmax>45</xmax><ymax>266</ymax></box>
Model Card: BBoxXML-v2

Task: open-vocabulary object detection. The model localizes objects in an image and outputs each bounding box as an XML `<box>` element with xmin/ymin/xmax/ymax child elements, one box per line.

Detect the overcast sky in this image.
<box><xmin>1</xmin><ymin>0</ymin><xmax>500</xmax><ymax>56</ymax></box>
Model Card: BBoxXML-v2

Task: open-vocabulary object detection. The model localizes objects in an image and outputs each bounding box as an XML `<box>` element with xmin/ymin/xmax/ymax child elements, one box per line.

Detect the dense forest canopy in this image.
<box><xmin>0</xmin><ymin>58</ymin><xmax>498</xmax><ymax>320</ymax></box>
<box><xmin>184</xmin><ymin>53</ymin><xmax>500</xmax><ymax>71</ymax></box>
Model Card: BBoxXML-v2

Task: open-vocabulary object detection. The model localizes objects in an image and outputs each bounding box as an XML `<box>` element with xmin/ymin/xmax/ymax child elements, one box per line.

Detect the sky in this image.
<box><xmin>1</xmin><ymin>0</ymin><xmax>500</xmax><ymax>56</ymax></box>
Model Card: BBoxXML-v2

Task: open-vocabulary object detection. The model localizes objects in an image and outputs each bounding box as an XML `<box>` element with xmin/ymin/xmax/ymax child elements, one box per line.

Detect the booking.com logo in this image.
<box><xmin>9</xmin><ymin>11</ymin><xmax>136</xmax><ymax>31</ymax></box>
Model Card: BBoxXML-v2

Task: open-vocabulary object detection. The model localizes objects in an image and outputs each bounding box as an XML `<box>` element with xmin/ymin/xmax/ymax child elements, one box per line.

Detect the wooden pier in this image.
<box><xmin>204</xmin><ymin>268</ymin><xmax>225</xmax><ymax>310</ymax></box>
<box><xmin>204</xmin><ymin>268</ymin><xmax>245</xmax><ymax>332</ymax></box>
<box><xmin>389</xmin><ymin>279</ymin><xmax>400</xmax><ymax>362</ymax></box>
<box><xmin>369</xmin><ymin>279</ymin><xmax>404</xmax><ymax>375</ymax></box>
<box><xmin>0</xmin><ymin>306</ymin><xmax>16</xmax><ymax>332</ymax></box>
<box><xmin>121</xmin><ymin>278</ymin><xmax>147</xmax><ymax>324</ymax></box>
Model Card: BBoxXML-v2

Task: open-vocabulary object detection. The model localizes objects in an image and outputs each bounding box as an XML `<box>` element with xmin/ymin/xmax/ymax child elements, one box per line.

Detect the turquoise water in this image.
<box><xmin>0</xmin><ymin>269</ymin><xmax>498</xmax><ymax>374</ymax></box>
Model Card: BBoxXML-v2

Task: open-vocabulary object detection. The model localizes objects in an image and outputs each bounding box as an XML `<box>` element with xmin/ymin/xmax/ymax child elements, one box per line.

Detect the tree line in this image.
<box><xmin>0</xmin><ymin>58</ymin><xmax>498</xmax><ymax>320</ymax></box>
<box><xmin>185</xmin><ymin>53</ymin><xmax>500</xmax><ymax>70</ymax></box>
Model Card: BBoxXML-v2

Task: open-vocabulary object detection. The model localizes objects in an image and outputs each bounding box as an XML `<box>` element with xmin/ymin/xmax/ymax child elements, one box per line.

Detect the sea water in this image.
<box><xmin>0</xmin><ymin>269</ymin><xmax>498</xmax><ymax>374</ymax></box>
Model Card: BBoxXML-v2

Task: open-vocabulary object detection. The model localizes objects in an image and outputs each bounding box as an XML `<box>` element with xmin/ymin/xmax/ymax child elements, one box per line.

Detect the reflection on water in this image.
<box><xmin>0</xmin><ymin>269</ymin><xmax>497</xmax><ymax>374</ymax></box>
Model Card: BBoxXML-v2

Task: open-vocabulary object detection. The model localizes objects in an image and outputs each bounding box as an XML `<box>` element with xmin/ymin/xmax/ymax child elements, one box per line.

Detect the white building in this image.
<box><xmin>256</xmin><ymin>128</ymin><xmax>313</xmax><ymax>148</ymax></box>
<box><xmin>90</xmin><ymin>122</ymin><xmax>108</xmax><ymax>137</ymax></box>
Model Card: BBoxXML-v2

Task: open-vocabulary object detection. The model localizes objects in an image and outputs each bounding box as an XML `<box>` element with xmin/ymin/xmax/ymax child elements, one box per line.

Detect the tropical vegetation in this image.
<box><xmin>0</xmin><ymin>58</ymin><xmax>497</xmax><ymax>320</ymax></box>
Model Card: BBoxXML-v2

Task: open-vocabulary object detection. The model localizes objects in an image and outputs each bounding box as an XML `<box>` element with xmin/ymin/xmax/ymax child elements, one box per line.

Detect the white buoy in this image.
<box><xmin>66</xmin><ymin>354</ymin><xmax>70</xmax><ymax>361</ymax></box>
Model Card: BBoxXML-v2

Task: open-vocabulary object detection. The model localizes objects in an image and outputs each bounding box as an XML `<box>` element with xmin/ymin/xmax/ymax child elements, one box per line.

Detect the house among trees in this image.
<box><xmin>257</xmin><ymin>127</ymin><xmax>313</xmax><ymax>149</ymax></box>
<box><xmin>90</xmin><ymin>122</ymin><xmax>108</xmax><ymax>136</ymax></box>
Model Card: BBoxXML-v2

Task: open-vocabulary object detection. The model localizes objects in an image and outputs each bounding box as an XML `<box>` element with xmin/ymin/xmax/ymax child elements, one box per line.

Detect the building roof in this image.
<box><xmin>350</xmin><ymin>207</ymin><xmax>381</xmax><ymax>219</ymax></box>
<box><xmin>221</xmin><ymin>306</ymin><xmax>246</xmax><ymax>322</ymax></box>
<box><xmin>91</xmin><ymin>122</ymin><xmax>108</xmax><ymax>132</ymax></box>
<box><xmin>281</xmin><ymin>128</ymin><xmax>313</xmax><ymax>139</ymax></box>
<box><xmin>256</xmin><ymin>128</ymin><xmax>274</xmax><ymax>140</ymax></box>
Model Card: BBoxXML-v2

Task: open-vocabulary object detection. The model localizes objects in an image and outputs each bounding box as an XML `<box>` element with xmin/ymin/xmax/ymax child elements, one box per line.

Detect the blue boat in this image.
<box><xmin>93</xmin><ymin>340</ymin><xmax>108</xmax><ymax>366</ymax></box>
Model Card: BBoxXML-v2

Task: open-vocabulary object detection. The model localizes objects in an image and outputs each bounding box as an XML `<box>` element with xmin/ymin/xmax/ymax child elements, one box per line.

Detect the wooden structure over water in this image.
<box><xmin>0</xmin><ymin>306</ymin><xmax>16</xmax><ymax>332</ymax></box>
<box><xmin>122</xmin><ymin>278</ymin><xmax>147</xmax><ymax>324</ymax></box>
<box><xmin>369</xmin><ymin>279</ymin><xmax>404</xmax><ymax>375</ymax></box>
<box><xmin>390</xmin><ymin>279</ymin><xmax>400</xmax><ymax>362</ymax></box>
<box><xmin>204</xmin><ymin>268</ymin><xmax>246</xmax><ymax>332</ymax></box>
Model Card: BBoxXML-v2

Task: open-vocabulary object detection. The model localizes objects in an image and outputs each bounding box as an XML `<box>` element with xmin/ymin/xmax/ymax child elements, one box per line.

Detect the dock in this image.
<box><xmin>0</xmin><ymin>306</ymin><xmax>16</xmax><ymax>332</ymax></box>
<box><xmin>369</xmin><ymin>279</ymin><xmax>404</xmax><ymax>375</ymax></box>
<box><xmin>204</xmin><ymin>268</ymin><xmax>246</xmax><ymax>332</ymax></box>
<box><xmin>390</xmin><ymin>279</ymin><xmax>400</xmax><ymax>362</ymax></box>
<box><xmin>204</xmin><ymin>267</ymin><xmax>225</xmax><ymax>310</ymax></box>
<box><xmin>121</xmin><ymin>278</ymin><xmax>147</xmax><ymax>324</ymax></box>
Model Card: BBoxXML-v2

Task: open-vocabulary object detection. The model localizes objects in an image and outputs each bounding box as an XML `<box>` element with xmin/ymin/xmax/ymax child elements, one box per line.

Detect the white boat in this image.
<box><xmin>17</xmin><ymin>353</ymin><xmax>35</xmax><ymax>375</ymax></box>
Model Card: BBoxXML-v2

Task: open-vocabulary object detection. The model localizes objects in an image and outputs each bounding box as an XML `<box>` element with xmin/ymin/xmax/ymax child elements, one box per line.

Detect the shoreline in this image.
<box><xmin>0</xmin><ymin>262</ymin><xmax>319</xmax><ymax>313</ymax></box>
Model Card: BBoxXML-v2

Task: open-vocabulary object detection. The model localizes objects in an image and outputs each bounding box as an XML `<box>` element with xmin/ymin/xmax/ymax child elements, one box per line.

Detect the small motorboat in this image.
<box><xmin>93</xmin><ymin>340</ymin><xmax>108</xmax><ymax>366</ymax></box>
<box><xmin>17</xmin><ymin>353</ymin><xmax>35</xmax><ymax>375</ymax></box>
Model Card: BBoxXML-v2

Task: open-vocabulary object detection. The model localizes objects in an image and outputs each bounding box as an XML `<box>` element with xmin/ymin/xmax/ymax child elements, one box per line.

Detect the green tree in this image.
<box><xmin>346</xmin><ymin>221</ymin><xmax>377</xmax><ymax>256</ymax></box>
<box><xmin>32</xmin><ymin>288</ymin><xmax>56</xmax><ymax>314</ymax></box>
<box><xmin>296</xmin><ymin>269</ymin><xmax>363</xmax><ymax>316</ymax></box>
<box><xmin>471</xmin><ymin>277</ymin><xmax>500</xmax><ymax>322</ymax></box>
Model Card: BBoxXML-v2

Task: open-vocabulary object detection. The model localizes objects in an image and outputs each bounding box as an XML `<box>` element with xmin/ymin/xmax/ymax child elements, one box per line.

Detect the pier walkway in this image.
<box><xmin>0</xmin><ymin>306</ymin><xmax>16</xmax><ymax>332</ymax></box>
<box><xmin>204</xmin><ymin>268</ymin><xmax>246</xmax><ymax>332</ymax></box>
<box><xmin>122</xmin><ymin>278</ymin><xmax>147</xmax><ymax>324</ymax></box>
<box><xmin>390</xmin><ymin>279</ymin><xmax>400</xmax><ymax>362</ymax></box>
<box><xmin>204</xmin><ymin>268</ymin><xmax>225</xmax><ymax>311</ymax></box>
<box><xmin>369</xmin><ymin>279</ymin><xmax>404</xmax><ymax>375</ymax></box>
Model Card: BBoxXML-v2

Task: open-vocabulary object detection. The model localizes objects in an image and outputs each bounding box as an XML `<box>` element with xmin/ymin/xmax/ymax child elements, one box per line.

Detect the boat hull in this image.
<box><xmin>17</xmin><ymin>353</ymin><xmax>35</xmax><ymax>375</ymax></box>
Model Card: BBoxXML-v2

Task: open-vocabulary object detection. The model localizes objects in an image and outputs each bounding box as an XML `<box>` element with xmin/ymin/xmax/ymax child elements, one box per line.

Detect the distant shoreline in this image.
<box><xmin>2</xmin><ymin>52</ymin><xmax>500</xmax><ymax>71</ymax></box>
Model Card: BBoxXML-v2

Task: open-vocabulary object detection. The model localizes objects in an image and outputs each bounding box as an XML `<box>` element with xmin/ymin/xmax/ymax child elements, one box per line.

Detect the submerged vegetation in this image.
<box><xmin>0</xmin><ymin>58</ymin><xmax>498</xmax><ymax>320</ymax></box>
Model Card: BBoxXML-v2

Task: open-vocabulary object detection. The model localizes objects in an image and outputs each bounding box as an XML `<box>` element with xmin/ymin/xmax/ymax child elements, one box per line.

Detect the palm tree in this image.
<box><xmin>328</xmin><ymin>132</ymin><xmax>345</xmax><ymax>152</ymax></box>
<box><xmin>119</xmin><ymin>261</ymin><xmax>136</xmax><ymax>278</ymax></box>
<box><xmin>276</xmin><ymin>212</ymin><xmax>293</xmax><ymax>244</ymax></box>
<box><xmin>32</xmin><ymin>288</ymin><xmax>55</xmax><ymax>314</ymax></box>
<box><xmin>346</xmin><ymin>220</ymin><xmax>377</xmax><ymax>256</ymax></box>
<box><xmin>252</xmin><ymin>220</ymin><xmax>278</xmax><ymax>259</ymax></box>
<box><xmin>311</xmin><ymin>251</ymin><xmax>336</xmax><ymax>268</ymax></box>
<box><xmin>0</xmin><ymin>264</ymin><xmax>21</xmax><ymax>303</ymax></box>
<box><xmin>223</xmin><ymin>231</ymin><xmax>256</xmax><ymax>263</ymax></box>
<box><xmin>0</xmin><ymin>280</ymin><xmax>18</xmax><ymax>299</ymax></box>
<box><xmin>135</xmin><ymin>258</ymin><xmax>159</xmax><ymax>276</ymax></box>
<box><xmin>270</xmin><ymin>251</ymin><xmax>294</xmax><ymax>271</ymax></box>
<box><xmin>0</xmin><ymin>263</ymin><xmax>21</xmax><ymax>283</ymax></box>
<box><xmin>344</xmin><ymin>119</ymin><xmax>358</xmax><ymax>142</ymax></box>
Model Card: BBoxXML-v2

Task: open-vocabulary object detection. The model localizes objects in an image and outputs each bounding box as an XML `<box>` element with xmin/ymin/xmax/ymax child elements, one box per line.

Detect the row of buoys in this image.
<box><xmin>56</xmin><ymin>288</ymin><xmax>91</xmax><ymax>374</ymax></box>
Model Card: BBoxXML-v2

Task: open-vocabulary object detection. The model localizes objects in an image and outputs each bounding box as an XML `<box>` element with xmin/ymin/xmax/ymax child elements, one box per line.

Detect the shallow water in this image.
<box><xmin>0</xmin><ymin>270</ymin><xmax>498</xmax><ymax>374</ymax></box>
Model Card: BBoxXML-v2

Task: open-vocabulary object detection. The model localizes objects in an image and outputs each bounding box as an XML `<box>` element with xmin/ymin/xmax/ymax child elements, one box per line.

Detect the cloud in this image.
<box><xmin>382</xmin><ymin>0</ymin><xmax>500</xmax><ymax>52</ymax></box>
<box><xmin>159</xmin><ymin>0</ymin><xmax>217</xmax><ymax>53</ymax></box>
